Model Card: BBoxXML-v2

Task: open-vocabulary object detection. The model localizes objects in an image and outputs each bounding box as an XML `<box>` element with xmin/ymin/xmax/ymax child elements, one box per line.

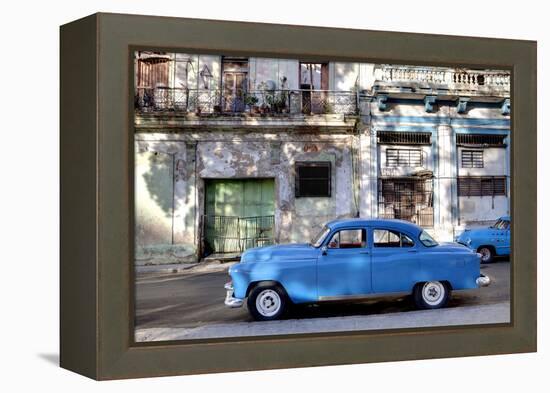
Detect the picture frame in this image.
<box><xmin>60</xmin><ymin>12</ymin><xmax>537</xmax><ymax>380</ymax></box>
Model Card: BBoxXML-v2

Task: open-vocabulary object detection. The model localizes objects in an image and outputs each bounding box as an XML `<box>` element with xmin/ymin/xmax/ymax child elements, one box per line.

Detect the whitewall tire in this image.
<box><xmin>413</xmin><ymin>281</ymin><xmax>450</xmax><ymax>309</ymax></box>
<box><xmin>247</xmin><ymin>284</ymin><xmax>287</xmax><ymax>321</ymax></box>
<box><xmin>478</xmin><ymin>247</ymin><xmax>494</xmax><ymax>263</ymax></box>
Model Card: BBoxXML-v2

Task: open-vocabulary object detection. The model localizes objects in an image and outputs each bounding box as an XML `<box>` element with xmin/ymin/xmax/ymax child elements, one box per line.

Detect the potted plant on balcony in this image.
<box><xmin>245</xmin><ymin>94</ymin><xmax>260</xmax><ymax>114</ymax></box>
<box><xmin>263</xmin><ymin>91</ymin><xmax>288</xmax><ymax>114</ymax></box>
<box><xmin>258</xmin><ymin>80</ymin><xmax>282</xmax><ymax>115</ymax></box>
<box><xmin>275</xmin><ymin>91</ymin><xmax>288</xmax><ymax>114</ymax></box>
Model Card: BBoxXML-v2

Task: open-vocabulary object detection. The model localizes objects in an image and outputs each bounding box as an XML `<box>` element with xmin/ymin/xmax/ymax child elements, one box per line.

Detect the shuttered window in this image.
<box><xmin>458</xmin><ymin>177</ymin><xmax>507</xmax><ymax>197</ymax></box>
<box><xmin>295</xmin><ymin>162</ymin><xmax>331</xmax><ymax>197</ymax></box>
<box><xmin>461</xmin><ymin>150</ymin><xmax>484</xmax><ymax>168</ymax></box>
<box><xmin>386</xmin><ymin>149</ymin><xmax>423</xmax><ymax>167</ymax></box>
<box><xmin>136</xmin><ymin>56</ymin><xmax>170</xmax><ymax>88</ymax></box>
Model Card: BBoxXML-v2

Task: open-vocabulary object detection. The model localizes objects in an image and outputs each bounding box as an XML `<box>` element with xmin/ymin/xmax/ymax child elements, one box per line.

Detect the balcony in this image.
<box><xmin>135</xmin><ymin>87</ymin><xmax>358</xmax><ymax>116</ymax></box>
<box><xmin>373</xmin><ymin>65</ymin><xmax>510</xmax><ymax>99</ymax></box>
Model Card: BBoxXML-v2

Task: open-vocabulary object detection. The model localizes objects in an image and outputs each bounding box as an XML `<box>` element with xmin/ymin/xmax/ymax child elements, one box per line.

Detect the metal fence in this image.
<box><xmin>135</xmin><ymin>87</ymin><xmax>358</xmax><ymax>115</ymax></box>
<box><xmin>202</xmin><ymin>215</ymin><xmax>275</xmax><ymax>255</ymax></box>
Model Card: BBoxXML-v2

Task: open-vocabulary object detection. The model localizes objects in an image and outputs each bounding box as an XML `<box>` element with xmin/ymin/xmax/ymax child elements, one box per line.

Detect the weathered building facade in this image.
<box><xmin>134</xmin><ymin>52</ymin><xmax>510</xmax><ymax>264</ymax></box>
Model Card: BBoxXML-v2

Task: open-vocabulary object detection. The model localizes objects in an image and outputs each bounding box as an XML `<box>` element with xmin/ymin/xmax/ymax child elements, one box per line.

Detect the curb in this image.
<box><xmin>136</xmin><ymin>261</ymin><xmax>238</xmax><ymax>275</ymax></box>
<box><xmin>135</xmin><ymin>263</ymin><xmax>199</xmax><ymax>275</ymax></box>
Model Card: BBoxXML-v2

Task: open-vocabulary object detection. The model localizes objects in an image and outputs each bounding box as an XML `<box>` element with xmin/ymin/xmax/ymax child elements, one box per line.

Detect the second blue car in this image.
<box><xmin>456</xmin><ymin>216</ymin><xmax>510</xmax><ymax>263</ymax></box>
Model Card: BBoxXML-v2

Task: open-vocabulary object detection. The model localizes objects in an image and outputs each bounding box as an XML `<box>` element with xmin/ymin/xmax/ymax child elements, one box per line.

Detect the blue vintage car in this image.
<box><xmin>456</xmin><ymin>216</ymin><xmax>510</xmax><ymax>263</ymax></box>
<box><xmin>224</xmin><ymin>218</ymin><xmax>490</xmax><ymax>321</ymax></box>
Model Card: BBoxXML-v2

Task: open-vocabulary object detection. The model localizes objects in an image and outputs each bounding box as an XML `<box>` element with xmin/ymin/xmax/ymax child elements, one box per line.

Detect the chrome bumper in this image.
<box><xmin>476</xmin><ymin>274</ymin><xmax>491</xmax><ymax>287</ymax></box>
<box><xmin>224</xmin><ymin>282</ymin><xmax>244</xmax><ymax>308</ymax></box>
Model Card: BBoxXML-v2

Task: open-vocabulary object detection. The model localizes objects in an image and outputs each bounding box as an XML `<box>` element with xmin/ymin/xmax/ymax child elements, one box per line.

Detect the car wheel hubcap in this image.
<box><xmin>255</xmin><ymin>289</ymin><xmax>281</xmax><ymax>317</ymax></box>
<box><xmin>479</xmin><ymin>248</ymin><xmax>491</xmax><ymax>261</ymax></box>
<box><xmin>422</xmin><ymin>281</ymin><xmax>445</xmax><ymax>306</ymax></box>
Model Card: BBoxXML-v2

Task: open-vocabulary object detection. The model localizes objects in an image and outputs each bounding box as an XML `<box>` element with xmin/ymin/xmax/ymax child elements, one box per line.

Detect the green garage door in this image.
<box><xmin>204</xmin><ymin>179</ymin><xmax>275</xmax><ymax>253</ymax></box>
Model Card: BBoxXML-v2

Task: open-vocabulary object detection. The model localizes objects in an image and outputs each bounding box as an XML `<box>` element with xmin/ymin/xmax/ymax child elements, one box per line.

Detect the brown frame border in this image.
<box><xmin>60</xmin><ymin>12</ymin><xmax>536</xmax><ymax>380</ymax></box>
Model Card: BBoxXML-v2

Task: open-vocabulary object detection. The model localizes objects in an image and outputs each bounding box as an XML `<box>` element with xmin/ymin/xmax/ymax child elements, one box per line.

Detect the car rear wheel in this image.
<box><xmin>478</xmin><ymin>246</ymin><xmax>494</xmax><ymax>263</ymax></box>
<box><xmin>247</xmin><ymin>284</ymin><xmax>287</xmax><ymax>321</ymax></box>
<box><xmin>413</xmin><ymin>281</ymin><xmax>450</xmax><ymax>309</ymax></box>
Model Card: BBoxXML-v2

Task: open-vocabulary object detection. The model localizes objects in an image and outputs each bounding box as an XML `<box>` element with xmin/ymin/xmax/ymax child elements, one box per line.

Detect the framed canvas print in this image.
<box><xmin>60</xmin><ymin>13</ymin><xmax>537</xmax><ymax>380</ymax></box>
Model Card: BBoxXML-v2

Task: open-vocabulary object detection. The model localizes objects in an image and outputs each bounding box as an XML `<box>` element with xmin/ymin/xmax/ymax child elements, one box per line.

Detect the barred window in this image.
<box><xmin>458</xmin><ymin>177</ymin><xmax>507</xmax><ymax>197</ymax></box>
<box><xmin>456</xmin><ymin>134</ymin><xmax>507</xmax><ymax>147</ymax></box>
<box><xmin>461</xmin><ymin>150</ymin><xmax>484</xmax><ymax>168</ymax></box>
<box><xmin>295</xmin><ymin>162</ymin><xmax>331</xmax><ymax>197</ymax></box>
<box><xmin>378</xmin><ymin>178</ymin><xmax>434</xmax><ymax>227</ymax></box>
<box><xmin>386</xmin><ymin>149</ymin><xmax>423</xmax><ymax>167</ymax></box>
<box><xmin>377</xmin><ymin>131</ymin><xmax>431</xmax><ymax>145</ymax></box>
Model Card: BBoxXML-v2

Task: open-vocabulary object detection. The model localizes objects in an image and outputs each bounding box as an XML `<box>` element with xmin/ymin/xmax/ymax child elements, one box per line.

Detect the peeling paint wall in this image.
<box><xmin>194</xmin><ymin>135</ymin><xmax>356</xmax><ymax>245</ymax></box>
<box><xmin>135</xmin><ymin>140</ymin><xmax>197</xmax><ymax>264</ymax></box>
<box><xmin>135</xmin><ymin>133</ymin><xmax>356</xmax><ymax>264</ymax></box>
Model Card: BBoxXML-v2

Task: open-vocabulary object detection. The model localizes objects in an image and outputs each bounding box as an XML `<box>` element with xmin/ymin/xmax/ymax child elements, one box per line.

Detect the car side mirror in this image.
<box><xmin>321</xmin><ymin>246</ymin><xmax>328</xmax><ymax>256</ymax></box>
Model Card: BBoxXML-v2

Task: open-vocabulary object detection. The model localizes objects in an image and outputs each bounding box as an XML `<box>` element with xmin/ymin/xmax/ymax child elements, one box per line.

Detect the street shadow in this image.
<box><xmin>286</xmin><ymin>296</ymin><xmax>416</xmax><ymax>320</ymax></box>
<box><xmin>38</xmin><ymin>353</ymin><xmax>59</xmax><ymax>366</ymax></box>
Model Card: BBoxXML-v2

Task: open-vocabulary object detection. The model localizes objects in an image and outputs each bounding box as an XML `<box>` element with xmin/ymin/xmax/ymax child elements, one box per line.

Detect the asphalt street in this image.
<box><xmin>135</xmin><ymin>259</ymin><xmax>510</xmax><ymax>334</ymax></box>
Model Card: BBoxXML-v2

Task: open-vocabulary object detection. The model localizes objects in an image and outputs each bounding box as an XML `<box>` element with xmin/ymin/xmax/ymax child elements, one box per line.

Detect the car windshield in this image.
<box><xmin>491</xmin><ymin>219</ymin><xmax>510</xmax><ymax>230</ymax></box>
<box><xmin>419</xmin><ymin>230</ymin><xmax>438</xmax><ymax>247</ymax></box>
<box><xmin>311</xmin><ymin>226</ymin><xmax>331</xmax><ymax>247</ymax></box>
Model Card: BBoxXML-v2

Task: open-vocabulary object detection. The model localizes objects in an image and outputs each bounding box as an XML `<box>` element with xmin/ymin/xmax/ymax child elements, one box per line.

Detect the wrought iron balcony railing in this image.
<box><xmin>374</xmin><ymin>65</ymin><xmax>510</xmax><ymax>92</ymax></box>
<box><xmin>135</xmin><ymin>87</ymin><xmax>358</xmax><ymax>115</ymax></box>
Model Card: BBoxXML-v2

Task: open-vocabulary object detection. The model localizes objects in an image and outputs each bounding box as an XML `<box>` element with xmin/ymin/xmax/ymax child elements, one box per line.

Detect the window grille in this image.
<box><xmin>456</xmin><ymin>134</ymin><xmax>507</xmax><ymax>147</ymax></box>
<box><xmin>386</xmin><ymin>149</ymin><xmax>423</xmax><ymax>167</ymax></box>
<box><xmin>461</xmin><ymin>150</ymin><xmax>484</xmax><ymax>168</ymax></box>
<box><xmin>377</xmin><ymin>131</ymin><xmax>432</xmax><ymax>145</ymax></box>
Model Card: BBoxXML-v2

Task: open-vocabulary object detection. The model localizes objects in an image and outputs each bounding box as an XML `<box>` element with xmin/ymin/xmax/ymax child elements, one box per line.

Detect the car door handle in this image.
<box><xmin>359</xmin><ymin>251</ymin><xmax>370</xmax><ymax>254</ymax></box>
<box><xmin>407</xmin><ymin>249</ymin><xmax>418</xmax><ymax>253</ymax></box>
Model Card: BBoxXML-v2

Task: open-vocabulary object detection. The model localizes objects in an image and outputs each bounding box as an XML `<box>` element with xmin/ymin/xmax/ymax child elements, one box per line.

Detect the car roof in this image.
<box><xmin>325</xmin><ymin>218</ymin><xmax>423</xmax><ymax>235</ymax></box>
<box><xmin>500</xmin><ymin>216</ymin><xmax>510</xmax><ymax>221</ymax></box>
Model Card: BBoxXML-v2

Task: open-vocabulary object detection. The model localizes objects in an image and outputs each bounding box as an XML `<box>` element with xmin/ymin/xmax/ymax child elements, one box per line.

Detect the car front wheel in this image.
<box><xmin>413</xmin><ymin>281</ymin><xmax>450</xmax><ymax>309</ymax></box>
<box><xmin>247</xmin><ymin>284</ymin><xmax>287</xmax><ymax>321</ymax></box>
<box><xmin>478</xmin><ymin>246</ymin><xmax>494</xmax><ymax>263</ymax></box>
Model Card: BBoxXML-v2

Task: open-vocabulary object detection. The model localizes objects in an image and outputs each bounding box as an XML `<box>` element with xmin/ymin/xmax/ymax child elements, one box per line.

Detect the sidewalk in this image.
<box><xmin>135</xmin><ymin>301</ymin><xmax>510</xmax><ymax>342</ymax></box>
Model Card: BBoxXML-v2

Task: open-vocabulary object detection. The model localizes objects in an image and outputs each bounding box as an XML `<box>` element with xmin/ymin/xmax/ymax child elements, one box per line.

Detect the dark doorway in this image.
<box><xmin>222</xmin><ymin>58</ymin><xmax>248</xmax><ymax>112</ymax></box>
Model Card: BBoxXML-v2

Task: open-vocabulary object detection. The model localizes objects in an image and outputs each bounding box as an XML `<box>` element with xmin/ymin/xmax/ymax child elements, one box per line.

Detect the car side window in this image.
<box><xmin>493</xmin><ymin>219</ymin><xmax>510</xmax><ymax>230</ymax></box>
<box><xmin>373</xmin><ymin>229</ymin><xmax>415</xmax><ymax>248</ymax></box>
<box><xmin>401</xmin><ymin>233</ymin><xmax>415</xmax><ymax>247</ymax></box>
<box><xmin>327</xmin><ymin>229</ymin><xmax>366</xmax><ymax>249</ymax></box>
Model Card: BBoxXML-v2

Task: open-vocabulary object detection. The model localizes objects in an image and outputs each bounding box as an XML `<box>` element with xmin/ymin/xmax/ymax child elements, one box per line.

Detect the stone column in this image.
<box><xmin>435</xmin><ymin>124</ymin><xmax>457</xmax><ymax>241</ymax></box>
